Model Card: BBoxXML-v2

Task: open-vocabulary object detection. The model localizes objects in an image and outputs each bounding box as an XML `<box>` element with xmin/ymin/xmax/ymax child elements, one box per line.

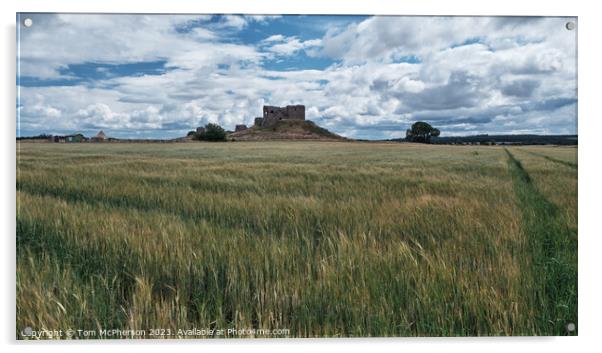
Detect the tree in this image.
<box><xmin>197</xmin><ymin>123</ymin><xmax>226</xmax><ymax>141</ymax></box>
<box><xmin>405</xmin><ymin>121</ymin><xmax>440</xmax><ymax>144</ymax></box>
<box><xmin>186</xmin><ymin>130</ymin><xmax>196</xmax><ymax>137</ymax></box>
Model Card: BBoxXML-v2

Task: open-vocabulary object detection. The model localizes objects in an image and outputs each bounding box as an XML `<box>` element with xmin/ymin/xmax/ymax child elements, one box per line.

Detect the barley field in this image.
<box><xmin>16</xmin><ymin>141</ymin><xmax>577</xmax><ymax>338</ymax></box>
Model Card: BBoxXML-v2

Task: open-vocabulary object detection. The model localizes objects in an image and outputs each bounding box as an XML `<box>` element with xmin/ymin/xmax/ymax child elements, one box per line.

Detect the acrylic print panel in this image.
<box><xmin>16</xmin><ymin>14</ymin><xmax>577</xmax><ymax>339</ymax></box>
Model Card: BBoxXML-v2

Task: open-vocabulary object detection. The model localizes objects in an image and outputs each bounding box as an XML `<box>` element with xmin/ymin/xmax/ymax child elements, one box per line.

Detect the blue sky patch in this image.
<box><xmin>61</xmin><ymin>61</ymin><xmax>169</xmax><ymax>80</ymax></box>
<box><xmin>262</xmin><ymin>52</ymin><xmax>337</xmax><ymax>71</ymax></box>
<box><xmin>18</xmin><ymin>60</ymin><xmax>169</xmax><ymax>87</ymax></box>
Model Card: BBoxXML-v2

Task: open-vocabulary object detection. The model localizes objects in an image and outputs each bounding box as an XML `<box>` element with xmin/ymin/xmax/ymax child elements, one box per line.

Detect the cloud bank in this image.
<box><xmin>17</xmin><ymin>14</ymin><xmax>577</xmax><ymax>139</ymax></box>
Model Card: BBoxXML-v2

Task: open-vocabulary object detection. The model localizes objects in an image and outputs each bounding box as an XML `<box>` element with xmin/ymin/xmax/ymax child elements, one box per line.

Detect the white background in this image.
<box><xmin>1</xmin><ymin>1</ymin><xmax>600</xmax><ymax>352</ymax></box>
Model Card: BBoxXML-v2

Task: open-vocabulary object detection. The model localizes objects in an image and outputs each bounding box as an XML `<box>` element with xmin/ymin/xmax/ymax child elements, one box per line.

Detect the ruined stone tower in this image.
<box><xmin>254</xmin><ymin>105</ymin><xmax>305</xmax><ymax>127</ymax></box>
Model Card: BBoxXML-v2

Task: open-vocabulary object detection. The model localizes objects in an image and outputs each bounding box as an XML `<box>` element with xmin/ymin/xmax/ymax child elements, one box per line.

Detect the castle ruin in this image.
<box><xmin>254</xmin><ymin>105</ymin><xmax>305</xmax><ymax>127</ymax></box>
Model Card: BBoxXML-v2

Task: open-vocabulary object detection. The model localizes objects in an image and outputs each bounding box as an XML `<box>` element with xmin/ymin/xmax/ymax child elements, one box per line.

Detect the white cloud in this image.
<box><xmin>263</xmin><ymin>34</ymin><xmax>285</xmax><ymax>42</ymax></box>
<box><xmin>262</xmin><ymin>35</ymin><xmax>322</xmax><ymax>56</ymax></box>
<box><xmin>20</xmin><ymin>104</ymin><xmax>61</xmax><ymax>119</ymax></box>
<box><xmin>212</xmin><ymin>15</ymin><xmax>282</xmax><ymax>31</ymax></box>
<box><xmin>220</xmin><ymin>15</ymin><xmax>248</xmax><ymax>30</ymax></box>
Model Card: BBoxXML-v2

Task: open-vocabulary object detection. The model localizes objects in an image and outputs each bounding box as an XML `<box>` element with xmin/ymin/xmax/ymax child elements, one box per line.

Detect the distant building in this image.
<box><xmin>64</xmin><ymin>133</ymin><xmax>86</xmax><ymax>142</ymax></box>
<box><xmin>91</xmin><ymin>130</ymin><xmax>106</xmax><ymax>142</ymax></box>
<box><xmin>196</xmin><ymin>127</ymin><xmax>206</xmax><ymax>135</ymax></box>
<box><xmin>235</xmin><ymin>124</ymin><xmax>248</xmax><ymax>132</ymax></box>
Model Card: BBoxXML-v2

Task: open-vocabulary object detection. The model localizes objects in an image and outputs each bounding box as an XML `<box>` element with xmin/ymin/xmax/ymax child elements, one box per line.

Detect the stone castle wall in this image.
<box><xmin>256</xmin><ymin>105</ymin><xmax>305</xmax><ymax>127</ymax></box>
<box><xmin>286</xmin><ymin>105</ymin><xmax>305</xmax><ymax>120</ymax></box>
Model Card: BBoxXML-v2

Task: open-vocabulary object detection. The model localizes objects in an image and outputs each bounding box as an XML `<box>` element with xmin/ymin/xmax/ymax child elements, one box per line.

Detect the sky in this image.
<box><xmin>17</xmin><ymin>14</ymin><xmax>577</xmax><ymax>139</ymax></box>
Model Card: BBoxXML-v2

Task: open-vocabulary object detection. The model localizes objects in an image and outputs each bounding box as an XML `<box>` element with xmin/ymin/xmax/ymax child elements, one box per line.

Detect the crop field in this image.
<box><xmin>16</xmin><ymin>142</ymin><xmax>577</xmax><ymax>338</ymax></box>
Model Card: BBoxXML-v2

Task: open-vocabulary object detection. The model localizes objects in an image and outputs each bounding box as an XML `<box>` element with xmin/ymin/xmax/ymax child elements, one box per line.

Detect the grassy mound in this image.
<box><xmin>229</xmin><ymin>119</ymin><xmax>345</xmax><ymax>141</ymax></box>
